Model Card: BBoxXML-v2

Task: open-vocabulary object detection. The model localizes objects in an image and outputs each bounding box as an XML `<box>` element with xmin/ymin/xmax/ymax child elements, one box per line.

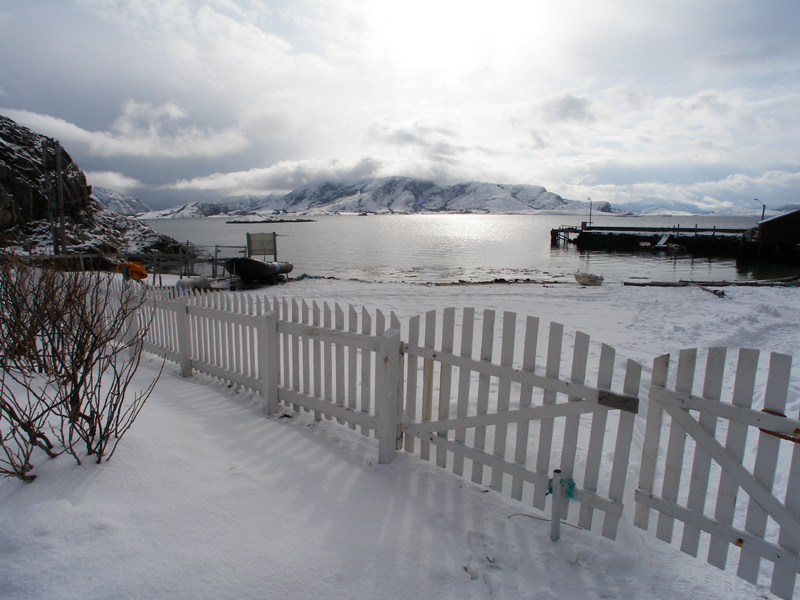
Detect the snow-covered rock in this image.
<box><xmin>225</xmin><ymin>176</ymin><xmax>612</xmax><ymax>217</ymax></box>
<box><xmin>0</xmin><ymin>114</ymin><xmax>184</xmax><ymax>255</ymax></box>
<box><xmin>139</xmin><ymin>201</ymin><xmax>252</xmax><ymax>219</ymax></box>
<box><xmin>92</xmin><ymin>187</ymin><xmax>151</xmax><ymax>216</ymax></box>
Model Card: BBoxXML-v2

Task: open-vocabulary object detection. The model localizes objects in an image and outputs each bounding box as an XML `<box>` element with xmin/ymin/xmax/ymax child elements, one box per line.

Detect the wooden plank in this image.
<box><xmin>334</xmin><ymin>304</ymin><xmax>346</xmax><ymax>424</ymax></box>
<box><xmin>404</xmin><ymin>342</ymin><xmax>628</xmax><ymax>402</ymax></box>
<box><xmin>291</xmin><ymin>299</ymin><xmax>301</xmax><ymax>410</ymax></box>
<box><xmin>410</xmin><ymin>398</ymin><xmax>618</xmax><ymax>432</ymax></box>
<box><xmin>391</xmin><ymin>312</ymin><xmax>404</xmax><ymax>450</ymax></box>
<box><xmin>636</xmin><ymin>490</ymin><xmax>800</xmax><ymax>574</ymax></box>
<box><xmin>312</xmin><ymin>301</ymin><xmax>322</xmax><ymax>422</ymax></box>
<box><xmin>603</xmin><ymin>358</ymin><xmax>642</xmax><ymax>540</ymax></box>
<box><xmin>281</xmin><ymin>387</ymin><xmax>377</xmax><ymax>431</ymax></box>
<box><xmin>323</xmin><ymin>302</ymin><xmax>333</xmax><ymax>421</ymax></box>
<box><xmin>490</xmin><ymin>312</ymin><xmax>517</xmax><ymax>491</ymax></box>
<box><xmin>533</xmin><ymin>321</ymin><xmax>563</xmax><ymax>510</ymax></box>
<box><xmin>471</xmin><ymin>309</ymin><xmax>496</xmax><ymax>485</ymax></box>
<box><xmin>404</xmin><ymin>315</ymin><xmax>420</xmax><ymax>454</ymax></box>
<box><xmin>634</xmin><ymin>353</ymin><xmax>671</xmax><ymax>530</ymax></box>
<box><xmin>648</xmin><ymin>387</ymin><xmax>800</xmax><ymax>439</ymax></box>
<box><xmin>656</xmin><ymin>348</ymin><xmax>697</xmax><ymax>544</ymax></box>
<box><xmin>578</xmin><ymin>344</ymin><xmax>614</xmax><ymax>530</ymax></box>
<box><xmin>436</xmin><ymin>308</ymin><xmax>456</xmax><ymax>468</ymax></box>
<box><xmin>772</xmin><ymin>401</ymin><xmax>800</xmax><ymax>599</ymax></box>
<box><xmin>360</xmin><ymin>307</ymin><xmax>372</xmax><ymax>436</ymax></box>
<box><xmin>738</xmin><ymin>352</ymin><xmax>793</xmax><ymax>584</ymax></box>
<box><xmin>281</xmin><ymin>298</ymin><xmax>290</xmax><ymax>399</ymax></box>
<box><xmin>348</xmin><ymin>305</ymin><xmax>358</xmax><ymax>429</ymax></box>
<box><xmin>453</xmin><ymin>308</ymin><xmax>475</xmax><ymax>477</ymax></box>
<box><xmin>302</xmin><ymin>300</ymin><xmax>310</xmax><ymax>397</ymax></box>
<box><xmin>511</xmin><ymin>316</ymin><xmax>539</xmax><ymax>501</ymax></box>
<box><xmin>278</xmin><ymin>321</ymin><xmax>381</xmax><ymax>352</ymax></box>
<box><xmin>558</xmin><ymin>330</ymin><xmax>590</xmax><ymax>518</ymax></box>
<box><xmin>681</xmin><ymin>347</ymin><xmax>727</xmax><ymax>557</ymax></box>
<box><xmin>420</xmin><ymin>310</ymin><xmax>436</xmax><ymax>462</ymax></box>
<box><xmin>234</xmin><ymin>295</ymin><xmax>243</xmax><ymax>375</ymax></box>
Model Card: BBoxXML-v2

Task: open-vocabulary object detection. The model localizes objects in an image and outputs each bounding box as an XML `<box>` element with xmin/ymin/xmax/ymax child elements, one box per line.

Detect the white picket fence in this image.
<box><xmin>635</xmin><ymin>347</ymin><xmax>799</xmax><ymax>599</ymax></box>
<box><xmin>128</xmin><ymin>288</ymin><xmax>798</xmax><ymax>599</ymax></box>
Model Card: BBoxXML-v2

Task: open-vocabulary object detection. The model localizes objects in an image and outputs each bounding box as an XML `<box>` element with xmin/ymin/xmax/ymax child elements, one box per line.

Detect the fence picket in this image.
<box><xmin>738</xmin><ymin>352</ymin><xmax>793</xmax><ymax>584</ymax></box>
<box><xmin>323</xmin><ymin>302</ymin><xmax>333</xmax><ymax>421</ymax></box>
<box><xmin>773</xmin><ymin>397</ymin><xmax>800</xmax><ymax>599</ymax></box>
<box><xmin>603</xmin><ymin>358</ymin><xmax>641</xmax><ymax>539</ymax></box>
<box><xmin>361</xmin><ymin>307</ymin><xmax>373</xmax><ymax>436</ymax></box>
<box><xmin>681</xmin><ymin>347</ymin><xmax>727</xmax><ymax>556</ymax></box>
<box><xmin>348</xmin><ymin>305</ymin><xmax>358</xmax><ymax>429</ymax></box>
<box><xmin>511</xmin><ymin>315</ymin><xmax>539</xmax><ymax>500</ymax></box>
<box><xmin>656</xmin><ymin>348</ymin><xmax>697</xmax><ymax>543</ymax></box>
<box><xmin>405</xmin><ymin>315</ymin><xmax>421</xmax><ymax>454</ymax></box>
<box><xmin>436</xmin><ymin>308</ymin><xmax>456</xmax><ymax>468</ymax></box>
<box><xmin>471</xmin><ymin>309</ymin><xmax>496</xmax><ymax>485</ymax></box>
<box><xmin>558</xmin><ymin>330</ymin><xmax>590</xmax><ymax>518</ymax></box>
<box><xmin>311</xmin><ymin>301</ymin><xmax>322</xmax><ymax>421</ymax></box>
<box><xmin>634</xmin><ymin>353</ymin><xmax>670</xmax><ymax>530</ymax></box>
<box><xmin>490</xmin><ymin>311</ymin><xmax>517</xmax><ymax>491</ymax></box>
<box><xmin>334</xmin><ymin>303</ymin><xmax>345</xmax><ymax>423</ymax></box>
<box><xmin>421</xmin><ymin>310</ymin><xmax>437</xmax><ymax>462</ymax></box>
<box><xmin>579</xmin><ymin>343</ymin><xmax>615</xmax><ymax>529</ymax></box>
<box><xmin>533</xmin><ymin>321</ymin><xmax>564</xmax><ymax>509</ymax></box>
<box><xmin>453</xmin><ymin>308</ymin><xmax>475</xmax><ymax>477</ymax></box>
<box><xmin>302</xmin><ymin>300</ymin><xmax>310</xmax><ymax>397</ymax></box>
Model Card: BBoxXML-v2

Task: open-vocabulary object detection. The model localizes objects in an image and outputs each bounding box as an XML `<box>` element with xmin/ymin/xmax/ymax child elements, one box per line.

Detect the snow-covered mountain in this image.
<box><xmin>138</xmin><ymin>200</ymin><xmax>256</xmax><ymax>219</ymax></box>
<box><xmin>92</xmin><ymin>187</ymin><xmax>151</xmax><ymax>216</ymax></box>
<box><xmin>234</xmin><ymin>177</ymin><xmax>617</xmax><ymax>217</ymax></box>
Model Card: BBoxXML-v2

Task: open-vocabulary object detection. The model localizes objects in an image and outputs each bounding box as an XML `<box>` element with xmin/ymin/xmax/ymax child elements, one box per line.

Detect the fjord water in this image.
<box><xmin>146</xmin><ymin>213</ymin><xmax>790</xmax><ymax>284</ymax></box>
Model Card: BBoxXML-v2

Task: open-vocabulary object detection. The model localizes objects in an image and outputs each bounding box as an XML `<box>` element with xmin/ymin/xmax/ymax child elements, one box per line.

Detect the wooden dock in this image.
<box><xmin>550</xmin><ymin>223</ymin><xmax>751</xmax><ymax>258</ymax></box>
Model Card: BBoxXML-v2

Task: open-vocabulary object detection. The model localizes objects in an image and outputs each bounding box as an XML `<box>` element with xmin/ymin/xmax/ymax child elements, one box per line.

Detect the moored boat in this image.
<box><xmin>574</xmin><ymin>271</ymin><xmax>604</xmax><ymax>286</ymax></box>
<box><xmin>224</xmin><ymin>257</ymin><xmax>293</xmax><ymax>283</ymax></box>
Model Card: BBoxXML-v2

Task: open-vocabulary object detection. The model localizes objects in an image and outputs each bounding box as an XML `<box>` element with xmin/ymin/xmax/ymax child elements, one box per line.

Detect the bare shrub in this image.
<box><xmin>0</xmin><ymin>253</ymin><xmax>161</xmax><ymax>479</ymax></box>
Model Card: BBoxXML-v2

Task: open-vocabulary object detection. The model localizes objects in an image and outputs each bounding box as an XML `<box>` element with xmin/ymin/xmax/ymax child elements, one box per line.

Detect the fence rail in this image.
<box><xmin>125</xmin><ymin>287</ymin><xmax>798</xmax><ymax>599</ymax></box>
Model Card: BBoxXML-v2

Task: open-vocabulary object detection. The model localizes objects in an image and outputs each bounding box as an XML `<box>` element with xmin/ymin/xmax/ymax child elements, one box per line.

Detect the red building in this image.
<box><xmin>757</xmin><ymin>210</ymin><xmax>800</xmax><ymax>245</ymax></box>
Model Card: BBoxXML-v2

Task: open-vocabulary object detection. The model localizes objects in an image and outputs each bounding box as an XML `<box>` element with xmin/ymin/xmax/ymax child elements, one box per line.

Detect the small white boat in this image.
<box><xmin>574</xmin><ymin>272</ymin><xmax>604</xmax><ymax>286</ymax></box>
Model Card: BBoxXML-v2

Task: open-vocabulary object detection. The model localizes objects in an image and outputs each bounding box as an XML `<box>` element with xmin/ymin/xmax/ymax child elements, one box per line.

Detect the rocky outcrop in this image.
<box><xmin>0</xmin><ymin>115</ymin><xmax>92</xmax><ymax>231</ymax></box>
<box><xmin>0</xmin><ymin>114</ymin><xmax>184</xmax><ymax>256</ymax></box>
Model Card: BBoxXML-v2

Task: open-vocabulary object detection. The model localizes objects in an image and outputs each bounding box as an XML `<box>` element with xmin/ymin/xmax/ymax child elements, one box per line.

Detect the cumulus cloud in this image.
<box><xmin>86</xmin><ymin>170</ymin><xmax>144</xmax><ymax>192</ymax></box>
<box><xmin>368</xmin><ymin>120</ymin><xmax>466</xmax><ymax>157</ymax></box>
<box><xmin>539</xmin><ymin>91</ymin><xmax>596</xmax><ymax>124</ymax></box>
<box><xmin>2</xmin><ymin>103</ymin><xmax>248</xmax><ymax>158</ymax></box>
<box><xmin>165</xmin><ymin>156</ymin><xmax>385</xmax><ymax>194</ymax></box>
<box><xmin>553</xmin><ymin>170</ymin><xmax>800</xmax><ymax>210</ymax></box>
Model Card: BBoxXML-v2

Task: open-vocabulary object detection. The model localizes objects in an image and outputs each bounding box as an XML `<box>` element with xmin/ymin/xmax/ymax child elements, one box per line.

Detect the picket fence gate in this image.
<box><xmin>127</xmin><ymin>288</ymin><xmax>799</xmax><ymax>599</ymax></box>
<box><xmin>635</xmin><ymin>347</ymin><xmax>799</xmax><ymax>599</ymax></box>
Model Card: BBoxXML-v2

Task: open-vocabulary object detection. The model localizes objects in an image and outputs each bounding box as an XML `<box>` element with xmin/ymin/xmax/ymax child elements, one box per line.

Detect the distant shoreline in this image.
<box><xmin>225</xmin><ymin>218</ymin><xmax>316</xmax><ymax>224</ymax></box>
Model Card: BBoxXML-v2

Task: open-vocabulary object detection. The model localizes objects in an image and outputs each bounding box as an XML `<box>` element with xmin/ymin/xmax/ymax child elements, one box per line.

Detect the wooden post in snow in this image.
<box><xmin>176</xmin><ymin>294</ymin><xmax>192</xmax><ymax>377</ymax></box>
<box><xmin>551</xmin><ymin>469</ymin><xmax>563</xmax><ymax>541</ymax></box>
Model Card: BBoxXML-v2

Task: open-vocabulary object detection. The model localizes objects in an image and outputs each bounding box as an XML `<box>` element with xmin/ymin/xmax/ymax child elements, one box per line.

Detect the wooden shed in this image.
<box><xmin>757</xmin><ymin>209</ymin><xmax>800</xmax><ymax>245</ymax></box>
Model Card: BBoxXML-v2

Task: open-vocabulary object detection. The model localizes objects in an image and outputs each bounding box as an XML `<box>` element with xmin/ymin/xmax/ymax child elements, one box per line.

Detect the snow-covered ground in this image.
<box><xmin>1</xmin><ymin>279</ymin><xmax>799</xmax><ymax>599</ymax></box>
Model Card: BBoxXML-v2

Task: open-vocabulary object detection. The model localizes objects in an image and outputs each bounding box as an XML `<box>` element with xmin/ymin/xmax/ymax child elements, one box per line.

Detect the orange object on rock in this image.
<box><xmin>115</xmin><ymin>261</ymin><xmax>148</xmax><ymax>280</ymax></box>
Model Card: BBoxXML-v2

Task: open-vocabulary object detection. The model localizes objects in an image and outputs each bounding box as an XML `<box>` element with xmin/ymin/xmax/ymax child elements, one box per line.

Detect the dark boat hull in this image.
<box><xmin>224</xmin><ymin>258</ymin><xmax>293</xmax><ymax>282</ymax></box>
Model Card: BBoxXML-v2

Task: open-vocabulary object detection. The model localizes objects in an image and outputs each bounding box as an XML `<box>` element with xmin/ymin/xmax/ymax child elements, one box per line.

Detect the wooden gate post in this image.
<box><xmin>263</xmin><ymin>309</ymin><xmax>280</xmax><ymax>415</ymax></box>
<box><xmin>377</xmin><ymin>328</ymin><xmax>403</xmax><ymax>464</ymax></box>
<box><xmin>176</xmin><ymin>294</ymin><xmax>193</xmax><ymax>377</ymax></box>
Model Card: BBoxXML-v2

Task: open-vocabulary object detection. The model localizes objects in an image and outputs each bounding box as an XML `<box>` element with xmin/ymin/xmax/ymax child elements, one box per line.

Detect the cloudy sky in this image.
<box><xmin>1</xmin><ymin>0</ymin><xmax>798</xmax><ymax>211</ymax></box>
